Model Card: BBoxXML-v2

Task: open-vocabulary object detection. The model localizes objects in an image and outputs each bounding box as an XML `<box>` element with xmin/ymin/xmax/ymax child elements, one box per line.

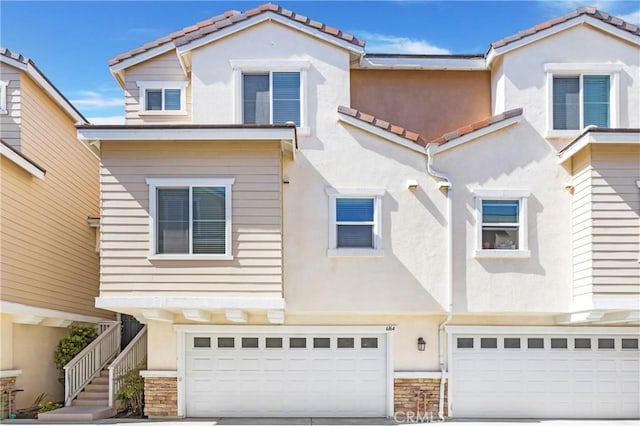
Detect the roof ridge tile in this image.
<box><xmin>429</xmin><ymin>108</ymin><xmax>523</xmax><ymax>145</ymax></box>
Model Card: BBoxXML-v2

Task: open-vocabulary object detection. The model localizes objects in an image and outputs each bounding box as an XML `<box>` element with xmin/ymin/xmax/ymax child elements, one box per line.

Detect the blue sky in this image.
<box><xmin>1</xmin><ymin>1</ymin><xmax>638</xmax><ymax>123</ymax></box>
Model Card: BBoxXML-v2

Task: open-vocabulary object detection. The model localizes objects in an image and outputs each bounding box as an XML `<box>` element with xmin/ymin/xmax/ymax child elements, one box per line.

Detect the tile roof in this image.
<box><xmin>109</xmin><ymin>3</ymin><xmax>365</xmax><ymax>67</ymax></box>
<box><xmin>490</xmin><ymin>6</ymin><xmax>640</xmax><ymax>51</ymax></box>
<box><xmin>429</xmin><ymin>108</ymin><xmax>523</xmax><ymax>145</ymax></box>
<box><xmin>0</xmin><ymin>47</ymin><xmax>31</xmax><ymax>65</ymax></box>
<box><xmin>337</xmin><ymin>106</ymin><xmax>427</xmax><ymax>146</ymax></box>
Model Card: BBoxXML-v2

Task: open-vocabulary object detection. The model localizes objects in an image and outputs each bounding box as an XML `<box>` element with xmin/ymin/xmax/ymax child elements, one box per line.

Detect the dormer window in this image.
<box><xmin>136</xmin><ymin>81</ymin><xmax>188</xmax><ymax>115</ymax></box>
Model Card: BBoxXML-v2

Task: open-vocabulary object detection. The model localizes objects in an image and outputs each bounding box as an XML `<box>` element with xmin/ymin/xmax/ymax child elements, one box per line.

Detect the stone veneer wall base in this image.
<box><xmin>0</xmin><ymin>376</ymin><xmax>18</xmax><ymax>420</ymax></box>
<box><xmin>143</xmin><ymin>377</ymin><xmax>178</xmax><ymax>418</ymax></box>
<box><xmin>394</xmin><ymin>378</ymin><xmax>448</xmax><ymax>418</ymax></box>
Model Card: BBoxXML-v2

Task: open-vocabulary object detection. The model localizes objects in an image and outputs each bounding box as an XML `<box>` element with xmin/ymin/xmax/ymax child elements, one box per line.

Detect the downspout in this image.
<box><xmin>425</xmin><ymin>143</ymin><xmax>453</xmax><ymax>421</ymax></box>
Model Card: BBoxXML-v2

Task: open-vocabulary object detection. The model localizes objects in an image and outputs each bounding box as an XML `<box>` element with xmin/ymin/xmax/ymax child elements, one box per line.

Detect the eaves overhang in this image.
<box><xmin>557</xmin><ymin>128</ymin><xmax>640</xmax><ymax>163</ymax></box>
<box><xmin>76</xmin><ymin>124</ymin><xmax>298</xmax><ymax>159</ymax></box>
<box><xmin>358</xmin><ymin>54</ymin><xmax>486</xmax><ymax>71</ymax></box>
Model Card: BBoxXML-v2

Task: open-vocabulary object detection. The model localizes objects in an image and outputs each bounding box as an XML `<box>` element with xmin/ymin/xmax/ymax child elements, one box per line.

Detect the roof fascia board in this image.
<box><xmin>0</xmin><ymin>143</ymin><xmax>46</xmax><ymax>180</ymax></box>
<box><xmin>337</xmin><ymin>113</ymin><xmax>426</xmax><ymax>156</ymax></box>
<box><xmin>558</xmin><ymin>131</ymin><xmax>640</xmax><ymax>163</ymax></box>
<box><xmin>432</xmin><ymin>116</ymin><xmax>522</xmax><ymax>155</ymax></box>
<box><xmin>175</xmin><ymin>13</ymin><xmax>364</xmax><ymax>57</ymax></box>
<box><xmin>1</xmin><ymin>55</ymin><xmax>86</xmax><ymax>124</ymax></box>
<box><xmin>109</xmin><ymin>42</ymin><xmax>177</xmax><ymax>74</ymax></box>
<box><xmin>487</xmin><ymin>16</ymin><xmax>640</xmax><ymax>66</ymax></box>
<box><xmin>77</xmin><ymin>127</ymin><xmax>296</xmax><ymax>142</ymax></box>
<box><xmin>358</xmin><ymin>56</ymin><xmax>486</xmax><ymax>70</ymax></box>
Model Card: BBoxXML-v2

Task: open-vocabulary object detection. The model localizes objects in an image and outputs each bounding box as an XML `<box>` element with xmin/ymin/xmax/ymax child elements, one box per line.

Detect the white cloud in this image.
<box><xmin>71</xmin><ymin>91</ymin><xmax>124</xmax><ymax>108</ymax></box>
<box><xmin>618</xmin><ymin>9</ymin><xmax>640</xmax><ymax>24</ymax></box>
<box><xmin>355</xmin><ymin>31</ymin><xmax>450</xmax><ymax>55</ymax></box>
<box><xmin>86</xmin><ymin>116</ymin><xmax>125</xmax><ymax>125</ymax></box>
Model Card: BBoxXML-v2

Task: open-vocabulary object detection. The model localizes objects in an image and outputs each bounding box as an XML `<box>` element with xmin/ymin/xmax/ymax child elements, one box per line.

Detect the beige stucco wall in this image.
<box><xmin>99</xmin><ymin>140</ymin><xmax>283</xmax><ymax>300</ymax></box>
<box><xmin>350</xmin><ymin>70</ymin><xmax>492</xmax><ymax>142</ymax></box>
<box><xmin>433</xmin><ymin>122</ymin><xmax>573</xmax><ymax>313</ymax></box>
<box><xmin>0</xmin><ymin>314</ymin><xmax>12</xmax><ymax>370</ymax></box>
<box><xmin>12</xmin><ymin>323</ymin><xmax>67</xmax><ymax>409</ymax></box>
<box><xmin>0</xmin><ymin>72</ymin><xmax>109</xmax><ymax>319</ymax></box>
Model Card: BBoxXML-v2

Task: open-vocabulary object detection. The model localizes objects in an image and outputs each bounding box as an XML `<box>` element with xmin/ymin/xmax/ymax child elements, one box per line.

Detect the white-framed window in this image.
<box><xmin>231</xmin><ymin>60</ymin><xmax>310</xmax><ymax>135</ymax></box>
<box><xmin>146</xmin><ymin>177</ymin><xmax>234</xmax><ymax>259</ymax></box>
<box><xmin>326</xmin><ymin>187</ymin><xmax>384</xmax><ymax>258</ymax></box>
<box><xmin>0</xmin><ymin>81</ymin><xmax>8</xmax><ymax>114</ymax></box>
<box><xmin>473</xmin><ymin>189</ymin><xmax>530</xmax><ymax>259</ymax></box>
<box><xmin>136</xmin><ymin>81</ymin><xmax>188</xmax><ymax>115</ymax></box>
<box><xmin>545</xmin><ymin>63</ymin><xmax>621</xmax><ymax>137</ymax></box>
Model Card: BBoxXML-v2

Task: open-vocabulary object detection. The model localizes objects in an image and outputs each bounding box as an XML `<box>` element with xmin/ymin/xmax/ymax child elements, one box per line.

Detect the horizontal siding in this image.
<box><xmin>571</xmin><ymin>145</ymin><xmax>640</xmax><ymax>304</ymax></box>
<box><xmin>100</xmin><ymin>141</ymin><xmax>283</xmax><ymax>298</ymax></box>
<box><xmin>0</xmin><ymin>74</ymin><xmax>111</xmax><ymax>319</ymax></box>
<box><xmin>124</xmin><ymin>52</ymin><xmax>191</xmax><ymax>124</ymax></box>
<box><xmin>571</xmin><ymin>148</ymin><xmax>593</xmax><ymax>302</ymax></box>
<box><xmin>0</xmin><ymin>63</ymin><xmax>21</xmax><ymax>149</ymax></box>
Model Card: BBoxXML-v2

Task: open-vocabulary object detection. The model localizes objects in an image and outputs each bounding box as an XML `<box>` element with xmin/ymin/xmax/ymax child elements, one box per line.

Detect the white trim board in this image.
<box><xmin>430</xmin><ymin>115</ymin><xmax>521</xmax><ymax>155</ymax></box>
<box><xmin>77</xmin><ymin>127</ymin><xmax>296</xmax><ymax>142</ymax></box>
<box><xmin>446</xmin><ymin>325</ymin><xmax>640</xmax><ymax>335</ymax></box>
<box><xmin>139</xmin><ymin>370</ymin><xmax>178</xmax><ymax>378</ymax></box>
<box><xmin>0</xmin><ymin>370</ymin><xmax>23</xmax><ymax>378</ymax></box>
<box><xmin>394</xmin><ymin>371</ymin><xmax>445</xmax><ymax>379</ymax></box>
<box><xmin>174</xmin><ymin>325</ymin><xmax>394</xmax><ymax>334</ymax></box>
<box><xmin>0</xmin><ymin>143</ymin><xmax>46</xmax><ymax>180</ymax></box>
<box><xmin>558</xmin><ymin>131</ymin><xmax>640</xmax><ymax>163</ymax></box>
<box><xmin>337</xmin><ymin>113</ymin><xmax>426</xmax><ymax>155</ymax></box>
<box><xmin>358</xmin><ymin>56</ymin><xmax>485</xmax><ymax>70</ymax></box>
<box><xmin>0</xmin><ymin>300</ymin><xmax>108</xmax><ymax>324</ymax></box>
<box><xmin>95</xmin><ymin>296</ymin><xmax>285</xmax><ymax>311</ymax></box>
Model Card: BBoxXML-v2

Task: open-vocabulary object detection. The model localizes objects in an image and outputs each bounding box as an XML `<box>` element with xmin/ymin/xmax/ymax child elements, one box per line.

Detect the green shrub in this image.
<box><xmin>37</xmin><ymin>401</ymin><xmax>62</xmax><ymax>413</ymax></box>
<box><xmin>53</xmin><ymin>326</ymin><xmax>98</xmax><ymax>383</ymax></box>
<box><xmin>115</xmin><ymin>369</ymin><xmax>145</xmax><ymax>416</ymax></box>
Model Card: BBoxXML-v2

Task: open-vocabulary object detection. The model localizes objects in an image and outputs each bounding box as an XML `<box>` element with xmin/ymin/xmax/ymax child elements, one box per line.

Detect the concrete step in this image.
<box><xmin>77</xmin><ymin>390</ymin><xmax>108</xmax><ymax>400</ymax></box>
<box><xmin>91</xmin><ymin>376</ymin><xmax>108</xmax><ymax>385</ymax></box>
<box><xmin>100</xmin><ymin>369</ymin><xmax>109</xmax><ymax>377</ymax></box>
<box><xmin>85</xmin><ymin>383</ymin><xmax>109</xmax><ymax>392</ymax></box>
<box><xmin>38</xmin><ymin>405</ymin><xmax>116</xmax><ymax>421</ymax></box>
<box><xmin>72</xmin><ymin>398</ymin><xmax>109</xmax><ymax>406</ymax></box>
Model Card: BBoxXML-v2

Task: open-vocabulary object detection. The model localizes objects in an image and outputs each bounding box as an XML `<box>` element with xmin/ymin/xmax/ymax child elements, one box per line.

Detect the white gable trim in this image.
<box><xmin>175</xmin><ymin>12</ymin><xmax>364</xmax><ymax>57</ymax></box>
<box><xmin>109</xmin><ymin>43</ymin><xmax>177</xmax><ymax>74</ymax></box>
<box><xmin>337</xmin><ymin>113</ymin><xmax>426</xmax><ymax>155</ymax></box>
<box><xmin>0</xmin><ymin>143</ymin><xmax>46</xmax><ymax>180</ymax></box>
<box><xmin>487</xmin><ymin>16</ymin><xmax>640</xmax><ymax>66</ymax></box>
<box><xmin>358</xmin><ymin>56</ymin><xmax>486</xmax><ymax>71</ymax></box>
<box><xmin>558</xmin><ymin>130</ymin><xmax>640</xmax><ymax>163</ymax></box>
<box><xmin>0</xmin><ymin>56</ymin><xmax>86</xmax><ymax>124</ymax></box>
<box><xmin>430</xmin><ymin>115</ymin><xmax>522</xmax><ymax>155</ymax></box>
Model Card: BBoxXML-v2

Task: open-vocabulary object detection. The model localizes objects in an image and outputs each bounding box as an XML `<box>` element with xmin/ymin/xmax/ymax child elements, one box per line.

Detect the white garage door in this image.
<box><xmin>451</xmin><ymin>333</ymin><xmax>640</xmax><ymax>418</ymax></box>
<box><xmin>185</xmin><ymin>332</ymin><xmax>387</xmax><ymax>417</ymax></box>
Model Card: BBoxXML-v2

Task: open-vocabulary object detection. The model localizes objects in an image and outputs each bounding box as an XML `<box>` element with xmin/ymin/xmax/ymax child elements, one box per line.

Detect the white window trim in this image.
<box><xmin>473</xmin><ymin>189</ymin><xmax>530</xmax><ymax>259</ymax></box>
<box><xmin>325</xmin><ymin>187</ymin><xmax>385</xmax><ymax>258</ymax></box>
<box><xmin>544</xmin><ymin>63</ymin><xmax>621</xmax><ymax>138</ymax></box>
<box><xmin>146</xmin><ymin>177</ymin><xmax>234</xmax><ymax>260</ymax></box>
<box><xmin>0</xmin><ymin>80</ymin><xmax>8</xmax><ymax>114</ymax></box>
<box><xmin>231</xmin><ymin>60</ymin><xmax>310</xmax><ymax>136</ymax></box>
<box><xmin>136</xmin><ymin>81</ymin><xmax>188</xmax><ymax>115</ymax></box>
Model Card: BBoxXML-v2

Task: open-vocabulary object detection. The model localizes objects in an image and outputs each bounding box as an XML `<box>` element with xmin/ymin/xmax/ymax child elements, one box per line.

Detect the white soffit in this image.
<box><xmin>358</xmin><ymin>56</ymin><xmax>486</xmax><ymax>70</ymax></box>
<box><xmin>77</xmin><ymin>127</ymin><xmax>296</xmax><ymax>142</ymax></box>
<box><xmin>558</xmin><ymin>131</ymin><xmax>640</xmax><ymax>163</ymax></box>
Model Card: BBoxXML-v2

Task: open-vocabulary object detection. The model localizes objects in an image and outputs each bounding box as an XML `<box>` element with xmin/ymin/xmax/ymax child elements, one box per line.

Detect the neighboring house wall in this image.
<box><xmin>350</xmin><ymin>70</ymin><xmax>491</xmax><ymax>141</ymax></box>
<box><xmin>571</xmin><ymin>144</ymin><xmax>640</xmax><ymax>310</ymax></box>
<box><xmin>493</xmin><ymin>25</ymin><xmax>640</xmax><ymax>136</ymax></box>
<box><xmin>124</xmin><ymin>52</ymin><xmax>191</xmax><ymax>124</ymax></box>
<box><xmin>0</xmin><ymin>72</ymin><xmax>107</xmax><ymax>318</ymax></box>
<box><xmin>99</xmin><ymin>141</ymin><xmax>283</xmax><ymax>301</ymax></box>
<box><xmin>0</xmin><ymin>63</ymin><xmax>21</xmax><ymax>149</ymax></box>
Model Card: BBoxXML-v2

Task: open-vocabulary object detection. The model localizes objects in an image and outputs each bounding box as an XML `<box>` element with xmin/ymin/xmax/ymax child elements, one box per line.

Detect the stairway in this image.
<box><xmin>37</xmin><ymin>369</ymin><xmax>116</xmax><ymax>421</ymax></box>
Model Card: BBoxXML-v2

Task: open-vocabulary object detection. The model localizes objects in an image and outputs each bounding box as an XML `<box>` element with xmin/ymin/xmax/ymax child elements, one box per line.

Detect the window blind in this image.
<box><xmin>192</xmin><ymin>187</ymin><xmax>226</xmax><ymax>254</ymax></box>
<box><xmin>553</xmin><ymin>76</ymin><xmax>579</xmax><ymax>130</ymax></box>
<box><xmin>243</xmin><ymin>74</ymin><xmax>270</xmax><ymax>124</ymax></box>
<box><xmin>164</xmin><ymin>89</ymin><xmax>181</xmax><ymax>111</ymax></box>
<box><xmin>272</xmin><ymin>72</ymin><xmax>300</xmax><ymax>126</ymax></box>
<box><xmin>583</xmin><ymin>75</ymin><xmax>610</xmax><ymax>128</ymax></box>
<box><xmin>157</xmin><ymin>188</ymin><xmax>189</xmax><ymax>253</ymax></box>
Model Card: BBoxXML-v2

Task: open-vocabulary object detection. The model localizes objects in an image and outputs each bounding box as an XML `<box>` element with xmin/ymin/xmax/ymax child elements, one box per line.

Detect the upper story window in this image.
<box><xmin>326</xmin><ymin>187</ymin><xmax>384</xmax><ymax>258</ymax></box>
<box><xmin>545</xmin><ymin>63</ymin><xmax>621</xmax><ymax>137</ymax></box>
<box><xmin>243</xmin><ymin>72</ymin><xmax>300</xmax><ymax>126</ymax></box>
<box><xmin>0</xmin><ymin>81</ymin><xmax>8</xmax><ymax>114</ymax></box>
<box><xmin>146</xmin><ymin>178</ymin><xmax>234</xmax><ymax>259</ymax></box>
<box><xmin>473</xmin><ymin>189</ymin><xmax>530</xmax><ymax>259</ymax></box>
<box><xmin>553</xmin><ymin>75</ymin><xmax>610</xmax><ymax>130</ymax></box>
<box><xmin>136</xmin><ymin>81</ymin><xmax>188</xmax><ymax>115</ymax></box>
<box><xmin>231</xmin><ymin>60</ymin><xmax>310</xmax><ymax>135</ymax></box>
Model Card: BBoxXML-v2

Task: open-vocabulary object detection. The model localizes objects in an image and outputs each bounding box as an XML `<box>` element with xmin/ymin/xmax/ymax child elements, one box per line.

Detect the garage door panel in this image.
<box><xmin>452</xmin><ymin>333</ymin><xmax>640</xmax><ymax>419</ymax></box>
<box><xmin>186</xmin><ymin>332</ymin><xmax>387</xmax><ymax>417</ymax></box>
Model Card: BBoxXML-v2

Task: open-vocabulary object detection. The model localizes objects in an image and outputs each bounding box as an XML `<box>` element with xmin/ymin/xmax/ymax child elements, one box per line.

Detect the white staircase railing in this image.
<box><xmin>108</xmin><ymin>325</ymin><xmax>147</xmax><ymax>407</ymax></box>
<box><xmin>64</xmin><ymin>321</ymin><xmax>121</xmax><ymax>406</ymax></box>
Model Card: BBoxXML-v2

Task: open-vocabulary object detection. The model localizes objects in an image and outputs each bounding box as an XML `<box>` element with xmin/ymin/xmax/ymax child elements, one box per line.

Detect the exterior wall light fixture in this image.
<box><xmin>417</xmin><ymin>337</ymin><xmax>426</xmax><ymax>351</ymax></box>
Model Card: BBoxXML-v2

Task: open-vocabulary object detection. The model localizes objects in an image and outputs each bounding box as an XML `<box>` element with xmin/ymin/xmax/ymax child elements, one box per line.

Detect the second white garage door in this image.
<box><xmin>451</xmin><ymin>331</ymin><xmax>640</xmax><ymax>419</ymax></box>
<box><xmin>185</xmin><ymin>332</ymin><xmax>388</xmax><ymax>417</ymax></box>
